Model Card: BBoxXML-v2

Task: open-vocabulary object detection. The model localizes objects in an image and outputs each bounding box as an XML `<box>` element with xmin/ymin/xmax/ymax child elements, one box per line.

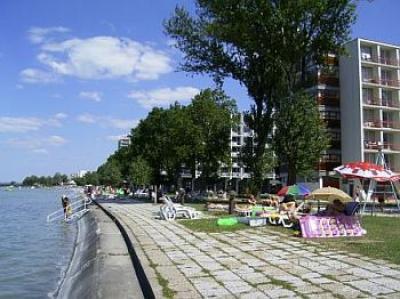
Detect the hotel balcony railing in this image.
<box><xmin>317</xmin><ymin>95</ymin><xmax>340</xmax><ymax>106</ymax></box>
<box><xmin>321</xmin><ymin>118</ymin><xmax>340</xmax><ymax>128</ymax></box>
<box><xmin>364</xmin><ymin>141</ymin><xmax>400</xmax><ymax>151</ymax></box>
<box><xmin>362</xmin><ymin>78</ymin><xmax>400</xmax><ymax>88</ymax></box>
<box><xmin>318</xmin><ymin>75</ymin><xmax>339</xmax><ymax>86</ymax></box>
<box><xmin>363</xmin><ymin>97</ymin><xmax>400</xmax><ymax>108</ymax></box>
<box><xmin>361</xmin><ymin>55</ymin><xmax>399</xmax><ymax>67</ymax></box>
<box><xmin>364</xmin><ymin>120</ymin><xmax>400</xmax><ymax>130</ymax></box>
<box><xmin>317</xmin><ymin>161</ymin><xmax>341</xmax><ymax>171</ymax></box>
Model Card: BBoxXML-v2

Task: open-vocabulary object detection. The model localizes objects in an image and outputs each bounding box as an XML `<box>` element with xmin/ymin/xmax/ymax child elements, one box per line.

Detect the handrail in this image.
<box><xmin>47</xmin><ymin>196</ymin><xmax>92</xmax><ymax>222</ymax></box>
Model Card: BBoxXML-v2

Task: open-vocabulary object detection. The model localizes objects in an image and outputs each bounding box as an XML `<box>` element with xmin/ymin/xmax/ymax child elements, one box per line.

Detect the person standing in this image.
<box><xmin>61</xmin><ymin>195</ymin><xmax>70</xmax><ymax>219</ymax></box>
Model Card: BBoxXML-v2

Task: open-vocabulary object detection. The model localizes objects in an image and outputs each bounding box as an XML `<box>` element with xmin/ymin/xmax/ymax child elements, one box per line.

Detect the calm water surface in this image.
<box><xmin>0</xmin><ymin>188</ymin><xmax>79</xmax><ymax>299</ymax></box>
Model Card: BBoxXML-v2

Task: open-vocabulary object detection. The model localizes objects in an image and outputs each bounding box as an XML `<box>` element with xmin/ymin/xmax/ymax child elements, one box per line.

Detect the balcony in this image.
<box><xmin>321</xmin><ymin>118</ymin><xmax>340</xmax><ymax>128</ymax></box>
<box><xmin>364</xmin><ymin>120</ymin><xmax>400</xmax><ymax>130</ymax></box>
<box><xmin>363</xmin><ymin>97</ymin><xmax>400</xmax><ymax>108</ymax></box>
<box><xmin>317</xmin><ymin>154</ymin><xmax>341</xmax><ymax>171</ymax></box>
<box><xmin>361</xmin><ymin>55</ymin><xmax>399</xmax><ymax>67</ymax></box>
<box><xmin>364</xmin><ymin>141</ymin><xmax>400</xmax><ymax>152</ymax></box>
<box><xmin>329</xmin><ymin>140</ymin><xmax>341</xmax><ymax>149</ymax></box>
<box><xmin>317</xmin><ymin>95</ymin><xmax>340</xmax><ymax>107</ymax></box>
<box><xmin>318</xmin><ymin>75</ymin><xmax>339</xmax><ymax>86</ymax></box>
<box><xmin>362</xmin><ymin>78</ymin><xmax>400</xmax><ymax>88</ymax></box>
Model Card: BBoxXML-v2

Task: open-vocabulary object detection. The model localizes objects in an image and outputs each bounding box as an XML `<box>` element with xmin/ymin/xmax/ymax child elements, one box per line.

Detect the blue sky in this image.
<box><xmin>1</xmin><ymin>0</ymin><xmax>399</xmax><ymax>182</ymax></box>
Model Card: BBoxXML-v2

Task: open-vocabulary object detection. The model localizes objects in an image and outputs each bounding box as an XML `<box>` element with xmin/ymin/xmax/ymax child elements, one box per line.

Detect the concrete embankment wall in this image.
<box><xmin>56</xmin><ymin>205</ymin><xmax>144</xmax><ymax>299</ymax></box>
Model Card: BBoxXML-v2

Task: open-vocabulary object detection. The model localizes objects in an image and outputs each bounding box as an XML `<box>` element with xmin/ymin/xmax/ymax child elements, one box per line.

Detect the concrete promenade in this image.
<box><xmin>58</xmin><ymin>204</ymin><xmax>144</xmax><ymax>299</ymax></box>
<box><xmin>98</xmin><ymin>200</ymin><xmax>400</xmax><ymax>299</ymax></box>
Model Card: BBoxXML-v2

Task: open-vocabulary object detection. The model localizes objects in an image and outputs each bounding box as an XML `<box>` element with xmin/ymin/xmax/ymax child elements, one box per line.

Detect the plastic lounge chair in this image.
<box><xmin>268</xmin><ymin>202</ymin><xmax>304</xmax><ymax>228</ymax></box>
<box><xmin>160</xmin><ymin>196</ymin><xmax>201</xmax><ymax>220</ymax></box>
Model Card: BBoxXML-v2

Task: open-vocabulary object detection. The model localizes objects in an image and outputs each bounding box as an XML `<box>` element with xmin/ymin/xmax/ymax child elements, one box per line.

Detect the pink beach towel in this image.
<box><xmin>300</xmin><ymin>215</ymin><xmax>364</xmax><ymax>238</ymax></box>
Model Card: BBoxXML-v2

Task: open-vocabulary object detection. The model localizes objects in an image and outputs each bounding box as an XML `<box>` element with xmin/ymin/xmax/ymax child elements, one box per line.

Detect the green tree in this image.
<box><xmin>188</xmin><ymin>89</ymin><xmax>238</xmax><ymax>187</ymax></box>
<box><xmin>97</xmin><ymin>160</ymin><xmax>122</xmax><ymax>186</ymax></box>
<box><xmin>128</xmin><ymin>157</ymin><xmax>152</xmax><ymax>186</ymax></box>
<box><xmin>273</xmin><ymin>91</ymin><xmax>330</xmax><ymax>185</ymax></box>
<box><xmin>165</xmin><ymin>0</ymin><xmax>356</xmax><ymax>191</ymax></box>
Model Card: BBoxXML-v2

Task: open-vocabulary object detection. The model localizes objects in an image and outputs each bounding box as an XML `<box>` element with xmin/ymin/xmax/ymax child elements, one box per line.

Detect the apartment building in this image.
<box><xmin>180</xmin><ymin>114</ymin><xmax>255</xmax><ymax>190</ymax></box>
<box><xmin>303</xmin><ymin>54</ymin><xmax>342</xmax><ymax>186</ymax></box>
<box><xmin>118</xmin><ymin>136</ymin><xmax>131</xmax><ymax>149</ymax></box>
<box><xmin>340</xmin><ymin>38</ymin><xmax>400</xmax><ymax>171</ymax></box>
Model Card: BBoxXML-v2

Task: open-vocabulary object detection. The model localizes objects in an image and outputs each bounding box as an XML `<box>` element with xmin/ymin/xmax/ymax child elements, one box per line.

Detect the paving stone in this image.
<box><xmin>175</xmin><ymin>290</ymin><xmax>202</xmax><ymax>299</ymax></box>
<box><xmin>264</xmin><ymin>287</ymin><xmax>297</xmax><ymax>298</ymax></box>
<box><xmin>370</xmin><ymin>277</ymin><xmax>400</xmax><ymax>292</ymax></box>
<box><xmin>213</xmin><ymin>269</ymin><xmax>242</xmax><ymax>282</ymax></box>
<box><xmin>294</xmin><ymin>284</ymin><xmax>324</xmax><ymax>294</ymax></box>
<box><xmin>346</xmin><ymin>280</ymin><xmax>394</xmax><ymax>296</ymax></box>
<box><xmin>333</xmin><ymin>274</ymin><xmax>361</xmax><ymax>282</ymax></box>
<box><xmin>308</xmin><ymin>277</ymin><xmax>335</xmax><ymax>285</ymax></box>
<box><xmin>300</xmin><ymin>272</ymin><xmax>321</xmax><ymax>280</ymax></box>
<box><xmin>320</xmin><ymin>282</ymin><xmax>362</xmax><ymax>298</ymax></box>
<box><xmin>344</xmin><ymin>267</ymin><xmax>381</xmax><ymax>278</ymax></box>
<box><xmin>222</xmin><ymin>281</ymin><xmax>253</xmax><ymax>294</ymax></box>
<box><xmin>239</xmin><ymin>291</ymin><xmax>270</xmax><ymax>299</ymax></box>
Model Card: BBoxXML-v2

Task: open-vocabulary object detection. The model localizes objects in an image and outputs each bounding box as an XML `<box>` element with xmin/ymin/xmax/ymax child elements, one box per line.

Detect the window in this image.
<box><xmin>362</xmin><ymin>88</ymin><xmax>373</xmax><ymax>104</ymax></box>
<box><xmin>381</xmin><ymin>69</ymin><xmax>392</xmax><ymax>85</ymax></box>
<box><xmin>320</xmin><ymin>110</ymin><xmax>340</xmax><ymax>120</ymax></box>
<box><xmin>382</xmin><ymin>89</ymin><xmax>393</xmax><ymax>106</ymax></box>
<box><xmin>361</xmin><ymin>46</ymin><xmax>372</xmax><ymax>61</ymax></box>
<box><xmin>380</xmin><ymin>49</ymin><xmax>391</xmax><ymax>65</ymax></box>
<box><xmin>362</xmin><ymin>67</ymin><xmax>373</xmax><ymax>82</ymax></box>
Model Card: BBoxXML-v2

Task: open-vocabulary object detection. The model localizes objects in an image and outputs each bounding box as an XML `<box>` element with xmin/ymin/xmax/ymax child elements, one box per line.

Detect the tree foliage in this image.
<box><xmin>273</xmin><ymin>91</ymin><xmax>330</xmax><ymax>184</ymax></box>
<box><xmin>22</xmin><ymin>173</ymin><xmax>69</xmax><ymax>186</ymax></box>
<box><xmin>165</xmin><ymin>0</ymin><xmax>356</xmax><ymax>190</ymax></box>
<box><xmin>128</xmin><ymin>156</ymin><xmax>152</xmax><ymax>186</ymax></box>
<box><xmin>129</xmin><ymin>88</ymin><xmax>237</xmax><ymax>188</ymax></box>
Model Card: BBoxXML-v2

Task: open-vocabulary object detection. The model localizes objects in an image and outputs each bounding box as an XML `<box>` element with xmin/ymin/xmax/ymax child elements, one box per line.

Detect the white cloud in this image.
<box><xmin>20</xmin><ymin>68</ymin><xmax>58</xmax><ymax>84</ymax></box>
<box><xmin>6</xmin><ymin>135</ymin><xmax>67</xmax><ymax>152</ymax></box>
<box><xmin>76</xmin><ymin>113</ymin><xmax>138</xmax><ymax>130</ymax></box>
<box><xmin>29</xmin><ymin>36</ymin><xmax>172</xmax><ymax>81</ymax></box>
<box><xmin>107</xmin><ymin>135</ymin><xmax>125</xmax><ymax>141</ymax></box>
<box><xmin>32</xmin><ymin>148</ymin><xmax>49</xmax><ymax>155</ymax></box>
<box><xmin>0</xmin><ymin>117</ymin><xmax>43</xmax><ymax>133</ymax></box>
<box><xmin>79</xmin><ymin>91</ymin><xmax>102</xmax><ymax>102</ymax></box>
<box><xmin>128</xmin><ymin>86</ymin><xmax>200</xmax><ymax>109</ymax></box>
<box><xmin>77</xmin><ymin>113</ymin><xmax>96</xmax><ymax>124</ymax></box>
<box><xmin>47</xmin><ymin>135</ymin><xmax>67</xmax><ymax>145</ymax></box>
<box><xmin>0</xmin><ymin>114</ymin><xmax>67</xmax><ymax>133</ymax></box>
<box><xmin>28</xmin><ymin>26</ymin><xmax>70</xmax><ymax>44</ymax></box>
<box><xmin>54</xmin><ymin>113</ymin><xmax>68</xmax><ymax>119</ymax></box>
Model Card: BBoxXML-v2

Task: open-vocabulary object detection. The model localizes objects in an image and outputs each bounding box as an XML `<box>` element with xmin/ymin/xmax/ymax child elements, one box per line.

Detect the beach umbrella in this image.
<box><xmin>277</xmin><ymin>184</ymin><xmax>310</xmax><ymax>196</ymax></box>
<box><xmin>334</xmin><ymin>161</ymin><xmax>400</xmax><ymax>182</ymax></box>
<box><xmin>307</xmin><ymin>187</ymin><xmax>352</xmax><ymax>203</ymax></box>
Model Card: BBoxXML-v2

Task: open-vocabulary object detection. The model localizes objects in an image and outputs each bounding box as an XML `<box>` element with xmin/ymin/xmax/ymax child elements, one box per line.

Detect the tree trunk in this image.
<box><xmin>287</xmin><ymin>163</ymin><xmax>297</xmax><ymax>186</ymax></box>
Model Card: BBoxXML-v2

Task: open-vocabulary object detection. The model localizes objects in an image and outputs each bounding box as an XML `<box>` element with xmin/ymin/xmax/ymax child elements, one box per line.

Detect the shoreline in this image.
<box><xmin>56</xmin><ymin>203</ymin><xmax>144</xmax><ymax>299</ymax></box>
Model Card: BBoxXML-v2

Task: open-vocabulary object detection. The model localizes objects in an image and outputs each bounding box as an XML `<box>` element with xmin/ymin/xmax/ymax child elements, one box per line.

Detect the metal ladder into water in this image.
<box><xmin>47</xmin><ymin>196</ymin><xmax>92</xmax><ymax>222</ymax></box>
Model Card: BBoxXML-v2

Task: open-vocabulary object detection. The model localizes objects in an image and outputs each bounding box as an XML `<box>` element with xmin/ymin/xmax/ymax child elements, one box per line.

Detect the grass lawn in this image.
<box><xmin>312</xmin><ymin>216</ymin><xmax>400</xmax><ymax>264</ymax></box>
<box><xmin>180</xmin><ymin>217</ymin><xmax>251</xmax><ymax>233</ymax></box>
<box><xmin>179</xmin><ymin>212</ymin><xmax>400</xmax><ymax>264</ymax></box>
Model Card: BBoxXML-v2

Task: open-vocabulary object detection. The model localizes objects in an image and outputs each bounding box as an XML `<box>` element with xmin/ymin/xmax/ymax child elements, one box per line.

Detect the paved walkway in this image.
<box><xmin>99</xmin><ymin>200</ymin><xmax>400</xmax><ymax>299</ymax></box>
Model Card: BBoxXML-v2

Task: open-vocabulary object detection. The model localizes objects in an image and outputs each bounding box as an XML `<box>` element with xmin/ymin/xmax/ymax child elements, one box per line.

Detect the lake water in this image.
<box><xmin>0</xmin><ymin>187</ymin><xmax>80</xmax><ymax>299</ymax></box>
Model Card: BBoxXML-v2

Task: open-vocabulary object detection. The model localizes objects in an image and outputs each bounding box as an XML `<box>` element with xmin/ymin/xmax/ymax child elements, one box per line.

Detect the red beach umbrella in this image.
<box><xmin>334</xmin><ymin>161</ymin><xmax>400</xmax><ymax>182</ymax></box>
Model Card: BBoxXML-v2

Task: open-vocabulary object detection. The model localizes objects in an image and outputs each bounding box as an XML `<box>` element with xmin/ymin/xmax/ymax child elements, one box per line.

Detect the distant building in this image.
<box><xmin>71</xmin><ymin>170</ymin><xmax>89</xmax><ymax>179</ymax></box>
<box><xmin>118</xmin><ymin>136</ymin><xmax>131</xmax><ymax>149</ymax></box>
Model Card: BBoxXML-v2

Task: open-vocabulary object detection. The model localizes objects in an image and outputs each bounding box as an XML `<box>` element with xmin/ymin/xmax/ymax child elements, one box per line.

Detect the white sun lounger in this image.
<box><xmin>160</xmin><ymin>196</ymin><xmax>201</xmax><ymax>220</ymax></box>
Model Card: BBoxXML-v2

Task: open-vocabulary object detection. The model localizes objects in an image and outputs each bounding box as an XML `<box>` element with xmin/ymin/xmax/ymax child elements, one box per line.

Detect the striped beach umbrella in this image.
<box><xmin>277</xmin><ymin>184</ymin><xmax>310</xmax><ymax>196</ymax></box>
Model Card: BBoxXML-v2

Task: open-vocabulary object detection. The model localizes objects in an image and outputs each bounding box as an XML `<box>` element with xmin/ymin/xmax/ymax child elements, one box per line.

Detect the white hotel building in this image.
<box><xmin>340</xmin><ymin>38</ymin><xmax>400</xmax><ymax>171</ymax></box>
